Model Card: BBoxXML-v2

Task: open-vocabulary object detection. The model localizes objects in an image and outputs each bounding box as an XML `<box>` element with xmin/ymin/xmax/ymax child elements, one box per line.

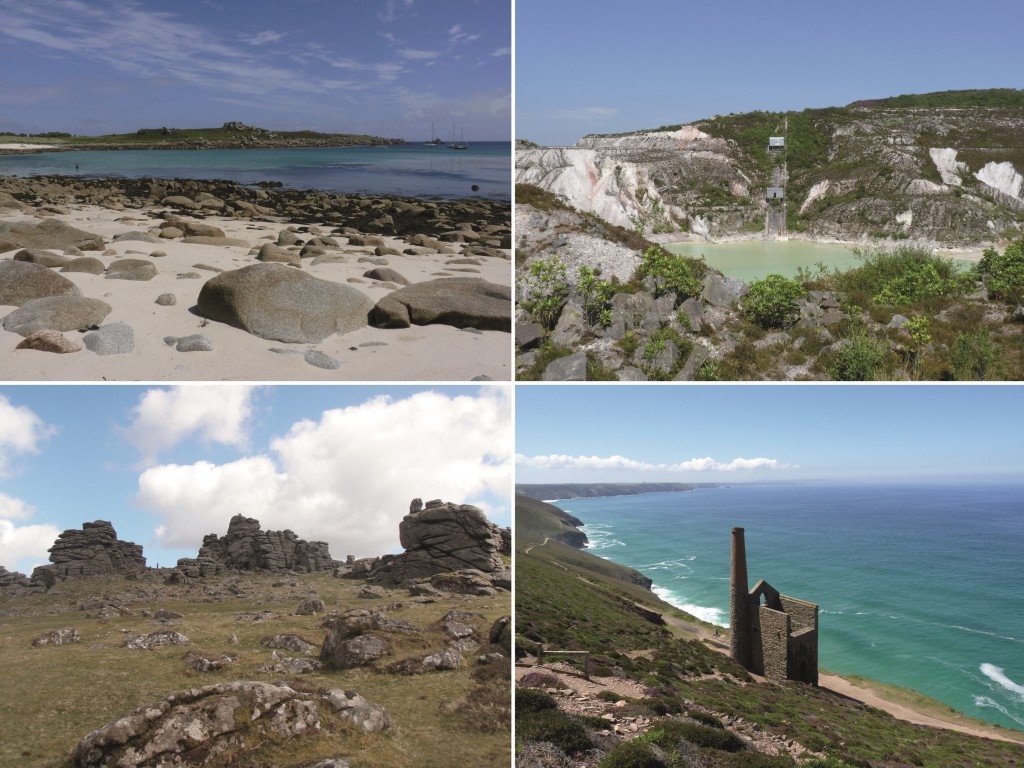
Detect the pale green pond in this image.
<box><xmin>665</xmin><ymin>240</ymin><xmax>862</xmax><ymax>283</ymax></box>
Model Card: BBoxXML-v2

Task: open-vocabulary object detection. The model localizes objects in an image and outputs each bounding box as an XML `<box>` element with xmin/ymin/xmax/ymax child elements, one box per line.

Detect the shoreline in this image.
<box><xmin>557</xmin><ymin>498</ymin><xmax>1024</xmax><ymax>743</ymax></box>
<box><xmin>0</xmin><ymin>175</ymin><xmax>511</xmax><ymax>381</ymax></box>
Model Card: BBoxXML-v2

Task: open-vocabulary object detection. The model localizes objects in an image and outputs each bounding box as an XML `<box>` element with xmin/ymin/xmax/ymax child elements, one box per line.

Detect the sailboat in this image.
<box><xmin>449</xmin><ymin>128</ymin><xmax>468</xmax><ymax>150</ymax></box>
<box><xmin>424</xmin><ymin>122</ymin><xmax>443</xmax><ymax>146</ymax></box>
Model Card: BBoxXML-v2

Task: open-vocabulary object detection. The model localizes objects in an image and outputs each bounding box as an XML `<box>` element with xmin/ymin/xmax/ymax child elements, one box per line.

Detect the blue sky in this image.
<box><xmin>516</xmin><ymin>385</ymin><xmax>1024</xmax><ymax>485</ymax></box>
<box><xmin>0</xmin><ymin>385</ymin><xmax>511</xmax><ymax>576</ymax></box>
<box><xmin>517</xmin><ymin>0</ymin><xmax>1024</xmax><ymax>146</ymax></box>
<box><xmin>0</xmin><ymin>0</ymin><xmax>511</xmax><ymax>140</ymax></box>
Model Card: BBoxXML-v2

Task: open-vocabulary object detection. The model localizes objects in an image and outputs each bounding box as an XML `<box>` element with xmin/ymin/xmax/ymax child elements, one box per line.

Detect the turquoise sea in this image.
<box><xmin>549</xmin><ymin>483</ymin><xmax>1024</xmax><ymax>732</ymax></box>
<box><xmin>0</xmin><ymin>142</ymin><xmax>511</xmax><ymax>200</ymax></box>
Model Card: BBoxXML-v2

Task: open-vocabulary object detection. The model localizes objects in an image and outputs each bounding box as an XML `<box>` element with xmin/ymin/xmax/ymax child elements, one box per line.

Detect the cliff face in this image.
<box><xmin>517</xmin><ymin>100</ymin><xmax>1024</xmax><ymax>245</ymax></box>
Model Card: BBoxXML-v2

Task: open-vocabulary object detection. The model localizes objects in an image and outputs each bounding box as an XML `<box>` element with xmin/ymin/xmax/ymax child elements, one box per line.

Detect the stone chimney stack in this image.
<box><xmin>729</xmin><ymin>526</ymin><xmax>751</xmax><ymax>668</ymax></box>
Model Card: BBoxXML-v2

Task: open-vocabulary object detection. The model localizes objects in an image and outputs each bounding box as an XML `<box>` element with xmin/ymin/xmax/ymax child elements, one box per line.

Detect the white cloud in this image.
<box><xmin>400</xmin><ymin>48</ymin><xmax>444</xmax><ymax>61</ymax></box>
<box><xmin>244</xmin><ymin>30</ymin><xmax>286</xmax><ymax>46</ymax></box>
<box><xmin>0</xmin><ymin>394</ymin><xmax>56</xmax><ymax>476</ymax></box>
<box><xmin>137</xmin><ymin>389</ymin><xmax>511</xmax><ymax>559</ymax></box>
<box><xmin>0</xmin><ymin>492</ymin><xmax>35</xmax><ymax>521</ymax></box>
<box><xmin>491</xmin><ymin>47</ymin><xmax>510</xmax><ymax>57</ymax></box>
<box><xmin>121</xmin><ymin>385</ymin><xmax>257</xmax><ymax>463</ymax></box>
<box><xmin>516</xmin><ymin>453</ymin><xmax>793</xmax><ymax>472</ymax></box>
<box><xmin>0</xmin><ymin>492</ymin><xmax>58</xmax><ymax>572</ymax></box>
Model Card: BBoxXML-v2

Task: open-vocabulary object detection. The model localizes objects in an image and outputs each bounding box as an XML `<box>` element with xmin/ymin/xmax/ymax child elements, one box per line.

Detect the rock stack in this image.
<box><xmin>31</xmin><ymin>520</ymin><xmax>146</xmax><ymax>582</ymax></box>
<box><xmin>381</xmin><ymin>498</ymin><xmax>505</xmax><ymax>583</ymax></box>
<box><xmin>0</xmin><ymin>565</ymin><xmax>35</xmax><ymax>589</ymax></box>
<box><xmin>170</xmin><ymin>515</ymin><xmax>334</xmax><ymax>581</ymax></box>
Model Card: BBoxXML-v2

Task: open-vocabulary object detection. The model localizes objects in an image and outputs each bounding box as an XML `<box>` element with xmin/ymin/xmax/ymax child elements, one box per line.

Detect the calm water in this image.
<box><xmin>0</xmin><ymin>142</ymin><xmax>511</xmax><ymax>200</ymax></box>
<box><xmin>550</xmin><ymin>484</ymin><xmax>1024</xmax><ymax>731</ymax></box>
<box><xmin>668</xmin><ymin>240</ymin><xmax>870</xmax><ymax>282</ymax></box>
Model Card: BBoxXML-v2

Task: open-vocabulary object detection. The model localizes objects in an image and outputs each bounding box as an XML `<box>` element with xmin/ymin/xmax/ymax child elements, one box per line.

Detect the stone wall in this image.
<box><xmin>755</xmin><ymin>606</ymin><xmax>791</xmax><ymax>683</ymax></box>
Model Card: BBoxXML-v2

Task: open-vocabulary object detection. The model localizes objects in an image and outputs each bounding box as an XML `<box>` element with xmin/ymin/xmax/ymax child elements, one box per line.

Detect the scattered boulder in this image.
<box><xmin>125</xmin><ymin>630</ymin><xmax>189</xmax><ymax>649</ymax></box>
<box><xmin>296</xmin><ymin>598</ymin><xmax>326</xmax><ymax>616</ymax></box>
<box><xmin>363</xmin><ymin>267</ymin><xmax>411</xmax><ymax>285</ymax></box>
<box><xmin>2</xmin><ymin>296</ymin><xmax>112</xmax><ymax>337</ymax></box>
<box><xmin>83</xmin><ymin>322</ymin><xmax>135</xmax><ymax>355</ymax></box>
<box><xmin>13</xmin><ymin>248</ymin><xmax>71</xmax><ymax>268</ymax></box>
<box><xmin>106</xmin><ymin>259</ymin><xmax>157</xmax><ymax>281</ymax></box>
<box><xmin>0</xmin><ymin>218</ymin><xmax>105</xmax><ymax>252</ymax></box>
<box><xmin>185</xmin><ymin>653</ymin><xmax>236</xmax><ymax>672</ymax></box>
<box><xmin>32</xmin><ymin>628</ymin><xmax>81</xmax><ymax>647</ymax></box>
<box><xmin>0</xmin><ymin>260</ymin><xmax>82</xmax><ymax>305</ymax></box>
<box><xmin>61</xmin><ymin>256</ymin><xmax>106</xmax><ymax>275</ymax></box>
<box><xmin>196</xmin><ymin>263</ymin><xmax>375</xmax><ymax>343</ymax></box>
<box><xmin>256</xmin><ymin>243</ymin><xmax>302</xmax><ymax>267</ymax></box>
<box><xmin>489</xmin><ymin>616</ymin><xmax>512</xmax><ymax>655</ymax></box>
<box><xmin>261</xmin><ymin>634</ymin><xmax>319</xmax><ymax>655</ymax></box>
<box><xmin>321</xmin><ymin>634</ymin><xmax>389</xmax><ymax>670</ymax></box>
<box><xmin>73</xmin><ymin>681</ymin><xmax>389</xmax><ymax>767</ymax></box>
<box><xmin>15</xmin><ymin>329</ymin><xmax>83</xmax><ymax>353</ymax></box>
<box><xmin>371</xmin><ymin>278</ymin><xmax>511</xmax><ymax>331</ymax></box>
<box><xmin>155</xmin><ymin>293</ymin><xmax>177</xmax><ymax>306</ymax></box>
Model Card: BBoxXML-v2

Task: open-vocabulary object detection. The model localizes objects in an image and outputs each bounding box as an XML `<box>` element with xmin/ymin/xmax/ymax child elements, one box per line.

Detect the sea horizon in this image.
<box><xmin>547</xmin><ymin>481</ymin><xmax>1024</xmax><ymax>732</ymax></box>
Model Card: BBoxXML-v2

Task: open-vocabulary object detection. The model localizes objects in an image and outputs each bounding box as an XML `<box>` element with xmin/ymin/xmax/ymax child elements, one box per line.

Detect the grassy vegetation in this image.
<box><xmin>0</xmin><ymin>124</ymin><xmax>387</xmax><ymax>147</ymax></box>
<box><xmin>0</xmin><ymin>571</ymin><xmax>509</xmax><ymax>768</ymax></box>
<box><xmin>849</xmin><ymin>88</ymin><xmax>1024</xmax><ymax>109</ymax></box>
<box><xmin>515</xmin><ymin>496</ymin><xmax>1024</xmax><ymax>767</ymax></box>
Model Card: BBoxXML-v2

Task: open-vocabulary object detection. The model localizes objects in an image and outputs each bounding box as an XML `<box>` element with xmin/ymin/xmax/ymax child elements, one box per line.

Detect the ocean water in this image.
<box><xmin>0</xmin><ymin>142</ymin><xmax>511</xmax><ymax>200</ymax></box>
<box><xmin>550</xmin><ymin>483</ymin><xmax>1024</xmax><ymax>732</ymax></box>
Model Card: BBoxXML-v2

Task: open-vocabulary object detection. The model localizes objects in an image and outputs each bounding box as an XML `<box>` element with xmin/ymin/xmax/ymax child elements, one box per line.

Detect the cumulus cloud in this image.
<box><xmin>121</xmin><ymin>385</ymin><xmax>258</xmax><ymax>463</ymax></box>
<box><xmin>0</xmin><ymin>492</ymin><xmax>59</xmax><ymax>572</ymax></box>
<box><xmin>137</xmin><ymin>389</ymin><xmax>511</xmax><ymax>558</ymax></box>
<box><xmin>516</xmin><ymin>453</ymin><xmax>793</xmax><ymax>472</ymax></box>
<box><xmin>0</xmin><ymin>394</ymin><xmax>56</xmax><ymax>476</ymax></box>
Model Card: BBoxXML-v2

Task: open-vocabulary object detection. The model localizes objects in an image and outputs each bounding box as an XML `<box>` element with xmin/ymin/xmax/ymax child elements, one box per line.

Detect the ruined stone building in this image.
<box><xmin>729</xmin><ymin>527</ymin><xmax>818</xmax><ymax>685</ymax></box>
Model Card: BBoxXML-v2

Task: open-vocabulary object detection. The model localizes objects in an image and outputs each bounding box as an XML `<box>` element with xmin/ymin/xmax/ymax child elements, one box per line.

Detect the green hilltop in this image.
<box><xmin>515</xmin><ymin>494</ymin><xmax>1024</xmax><ymax>767</ymax></box>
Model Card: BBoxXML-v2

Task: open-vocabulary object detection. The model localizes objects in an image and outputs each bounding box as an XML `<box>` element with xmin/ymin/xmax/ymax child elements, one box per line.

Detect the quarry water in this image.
<box><xmin>550</xmin><ymin>483</ymin><xmax>1024</xmax><ymax>732</ymax></box>
<box><xmin>0</xmin><ymin>142</ymin><xmax>511</xmax><ymax>200</ymax></box>
<box><xmin>666</xmin><ymin>240</ymin><xmax>863</xmax><ymax>282</ymax></box>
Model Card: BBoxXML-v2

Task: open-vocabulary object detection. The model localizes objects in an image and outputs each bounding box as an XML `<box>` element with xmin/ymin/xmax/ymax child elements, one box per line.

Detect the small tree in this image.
<box><xmin>743</xmin><ymin>274</ymin><xmax>805</xmax><ymax>329</ymax></box>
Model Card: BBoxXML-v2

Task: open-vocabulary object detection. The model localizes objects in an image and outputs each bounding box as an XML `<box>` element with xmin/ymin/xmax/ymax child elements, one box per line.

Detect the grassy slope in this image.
<box><xmin>0</xmin><ymin>126</ymin><xmax>388</xmax><ymax>146</ymax></box>
<box><xmin>515</xmin><ymin>496</ymin><xmax>1024</xmax><ymax>767</ymax></box>
<box><xmin>0</xmin><ymin>571</ymin><xmax>509</xmax><ymax>768</ymax></box>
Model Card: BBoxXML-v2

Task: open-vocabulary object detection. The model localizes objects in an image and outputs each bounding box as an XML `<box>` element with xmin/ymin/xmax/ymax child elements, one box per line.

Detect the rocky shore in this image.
<box><xmin>0</xmin><ymin>175</ymin><xmax>512</xmax><ymax>380</ymax></box>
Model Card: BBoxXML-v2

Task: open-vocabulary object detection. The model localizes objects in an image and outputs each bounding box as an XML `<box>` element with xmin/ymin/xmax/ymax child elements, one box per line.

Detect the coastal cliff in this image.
<box><xmin>517</xmin><ymin>90</ymin><xmax>1024</xmax><ymax>245</ymax></box>
<box><xmin>516</xmin><ymin>482</ymin><xmax>715</xmax><ymax>500</ymax></box>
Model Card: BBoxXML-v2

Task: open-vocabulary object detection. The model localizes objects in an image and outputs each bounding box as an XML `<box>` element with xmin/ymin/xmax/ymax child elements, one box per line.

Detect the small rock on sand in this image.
<box><xmin>83</xmin><ymin>322</ymin><xmax>134</xmax><ymax>356</ymax></box>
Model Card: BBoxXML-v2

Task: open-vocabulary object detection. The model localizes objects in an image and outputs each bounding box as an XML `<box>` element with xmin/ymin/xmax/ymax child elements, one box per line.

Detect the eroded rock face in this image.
<box><xmin>170</xmin><ymin>515</ymin><xmax>334</xmax><ymax>581</ymax></box>
<box><xmin>73</xmin><ymin>681</ymin><xmax>389</xmax><ymax>767</ymax></box>
<box><xmin>388</xmin><ymin>499</ymin><xmax>505</xmax><ymax>582</ymax></box>
<box><xmin>31</xmin><ymin>520</ymin><xmax>146</xmax><ymax>582</ymax></box>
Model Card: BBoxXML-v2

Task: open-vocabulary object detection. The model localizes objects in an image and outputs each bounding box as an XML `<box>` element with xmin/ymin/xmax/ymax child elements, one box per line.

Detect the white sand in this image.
<box><xmin>0</xmin><ymin>143</ymin><xmax>60</xmax><ymax>151</ymax></box>
<box><xmin>0</xmin><ymin>205</ymin><xmax>512</xmax><ymax>381</ymax></box>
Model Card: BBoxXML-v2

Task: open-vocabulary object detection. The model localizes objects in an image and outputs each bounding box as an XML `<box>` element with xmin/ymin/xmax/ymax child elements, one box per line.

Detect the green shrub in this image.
<box><xmin>636</xmin><ymin>246</ymin><xmax>702</xmax><ymax>301</ymax></box>
<box><xmin>719</xmin><ymin>754</ymin><xmax>797</xmax><ymax>767</ymax></box>
<box><xmin>520</xmin><ymin>255</ymin><xmax>569</xmax><ymax>329</ymax></box>
<box><xmin>948</xmin><ymin>329</ymin><xmax>997</xmax><ymax>380</ymax></box>
<box><xmin>599</xmin><ymin>741</ymin><xmax>668</xmax><ymax>768</ymax></box>
<box><xmin>644</xmin><ymin>719</ymin><xmax>745</xmax><ymax>752</ymax></box>
<box><xmin>976</xmin><ymin>239</ymin><xmax>1024</xmax><ymax>302</ymax></box>
<box><xmin>743</xmin><ymin>274</ymin><xmax>805</xmax><ymax>329</ymax></box>
<box><xmin>828</xmin><ymin>334</ymin><xmax>887</xmax><ymax>381</ymax></box>
<box><xmin>515</xmin><ymin>687</ymin><xmax>557</xmax><ymax>714</ymax></box>
<box><xmin>517</xmin><ymin>709</ymin><xmax>592</xmax><ymax>754</ymax></box>
<box><xmin>687</xmin><ymin>710</ymin><xmax>724</xmax><ymax>729</ymax></box>
<box><xmin>834</xmin><ymin>246</ymin><xmax>970</xmax><ymax>305</ymax></box>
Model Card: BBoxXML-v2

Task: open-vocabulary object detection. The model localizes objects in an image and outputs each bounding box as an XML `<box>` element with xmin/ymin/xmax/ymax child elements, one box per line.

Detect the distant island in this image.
<box><xmin>0</xmin><ymin>121</ymin><xmax>402</xmax><ymax>152</ymax></box>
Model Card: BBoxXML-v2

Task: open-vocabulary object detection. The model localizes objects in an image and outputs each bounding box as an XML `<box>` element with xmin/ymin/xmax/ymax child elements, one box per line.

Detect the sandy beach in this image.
<box><xmin>0</xmin><ymin>179</ymin><xmax>511</xmax><ymax>381</ymax></box>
